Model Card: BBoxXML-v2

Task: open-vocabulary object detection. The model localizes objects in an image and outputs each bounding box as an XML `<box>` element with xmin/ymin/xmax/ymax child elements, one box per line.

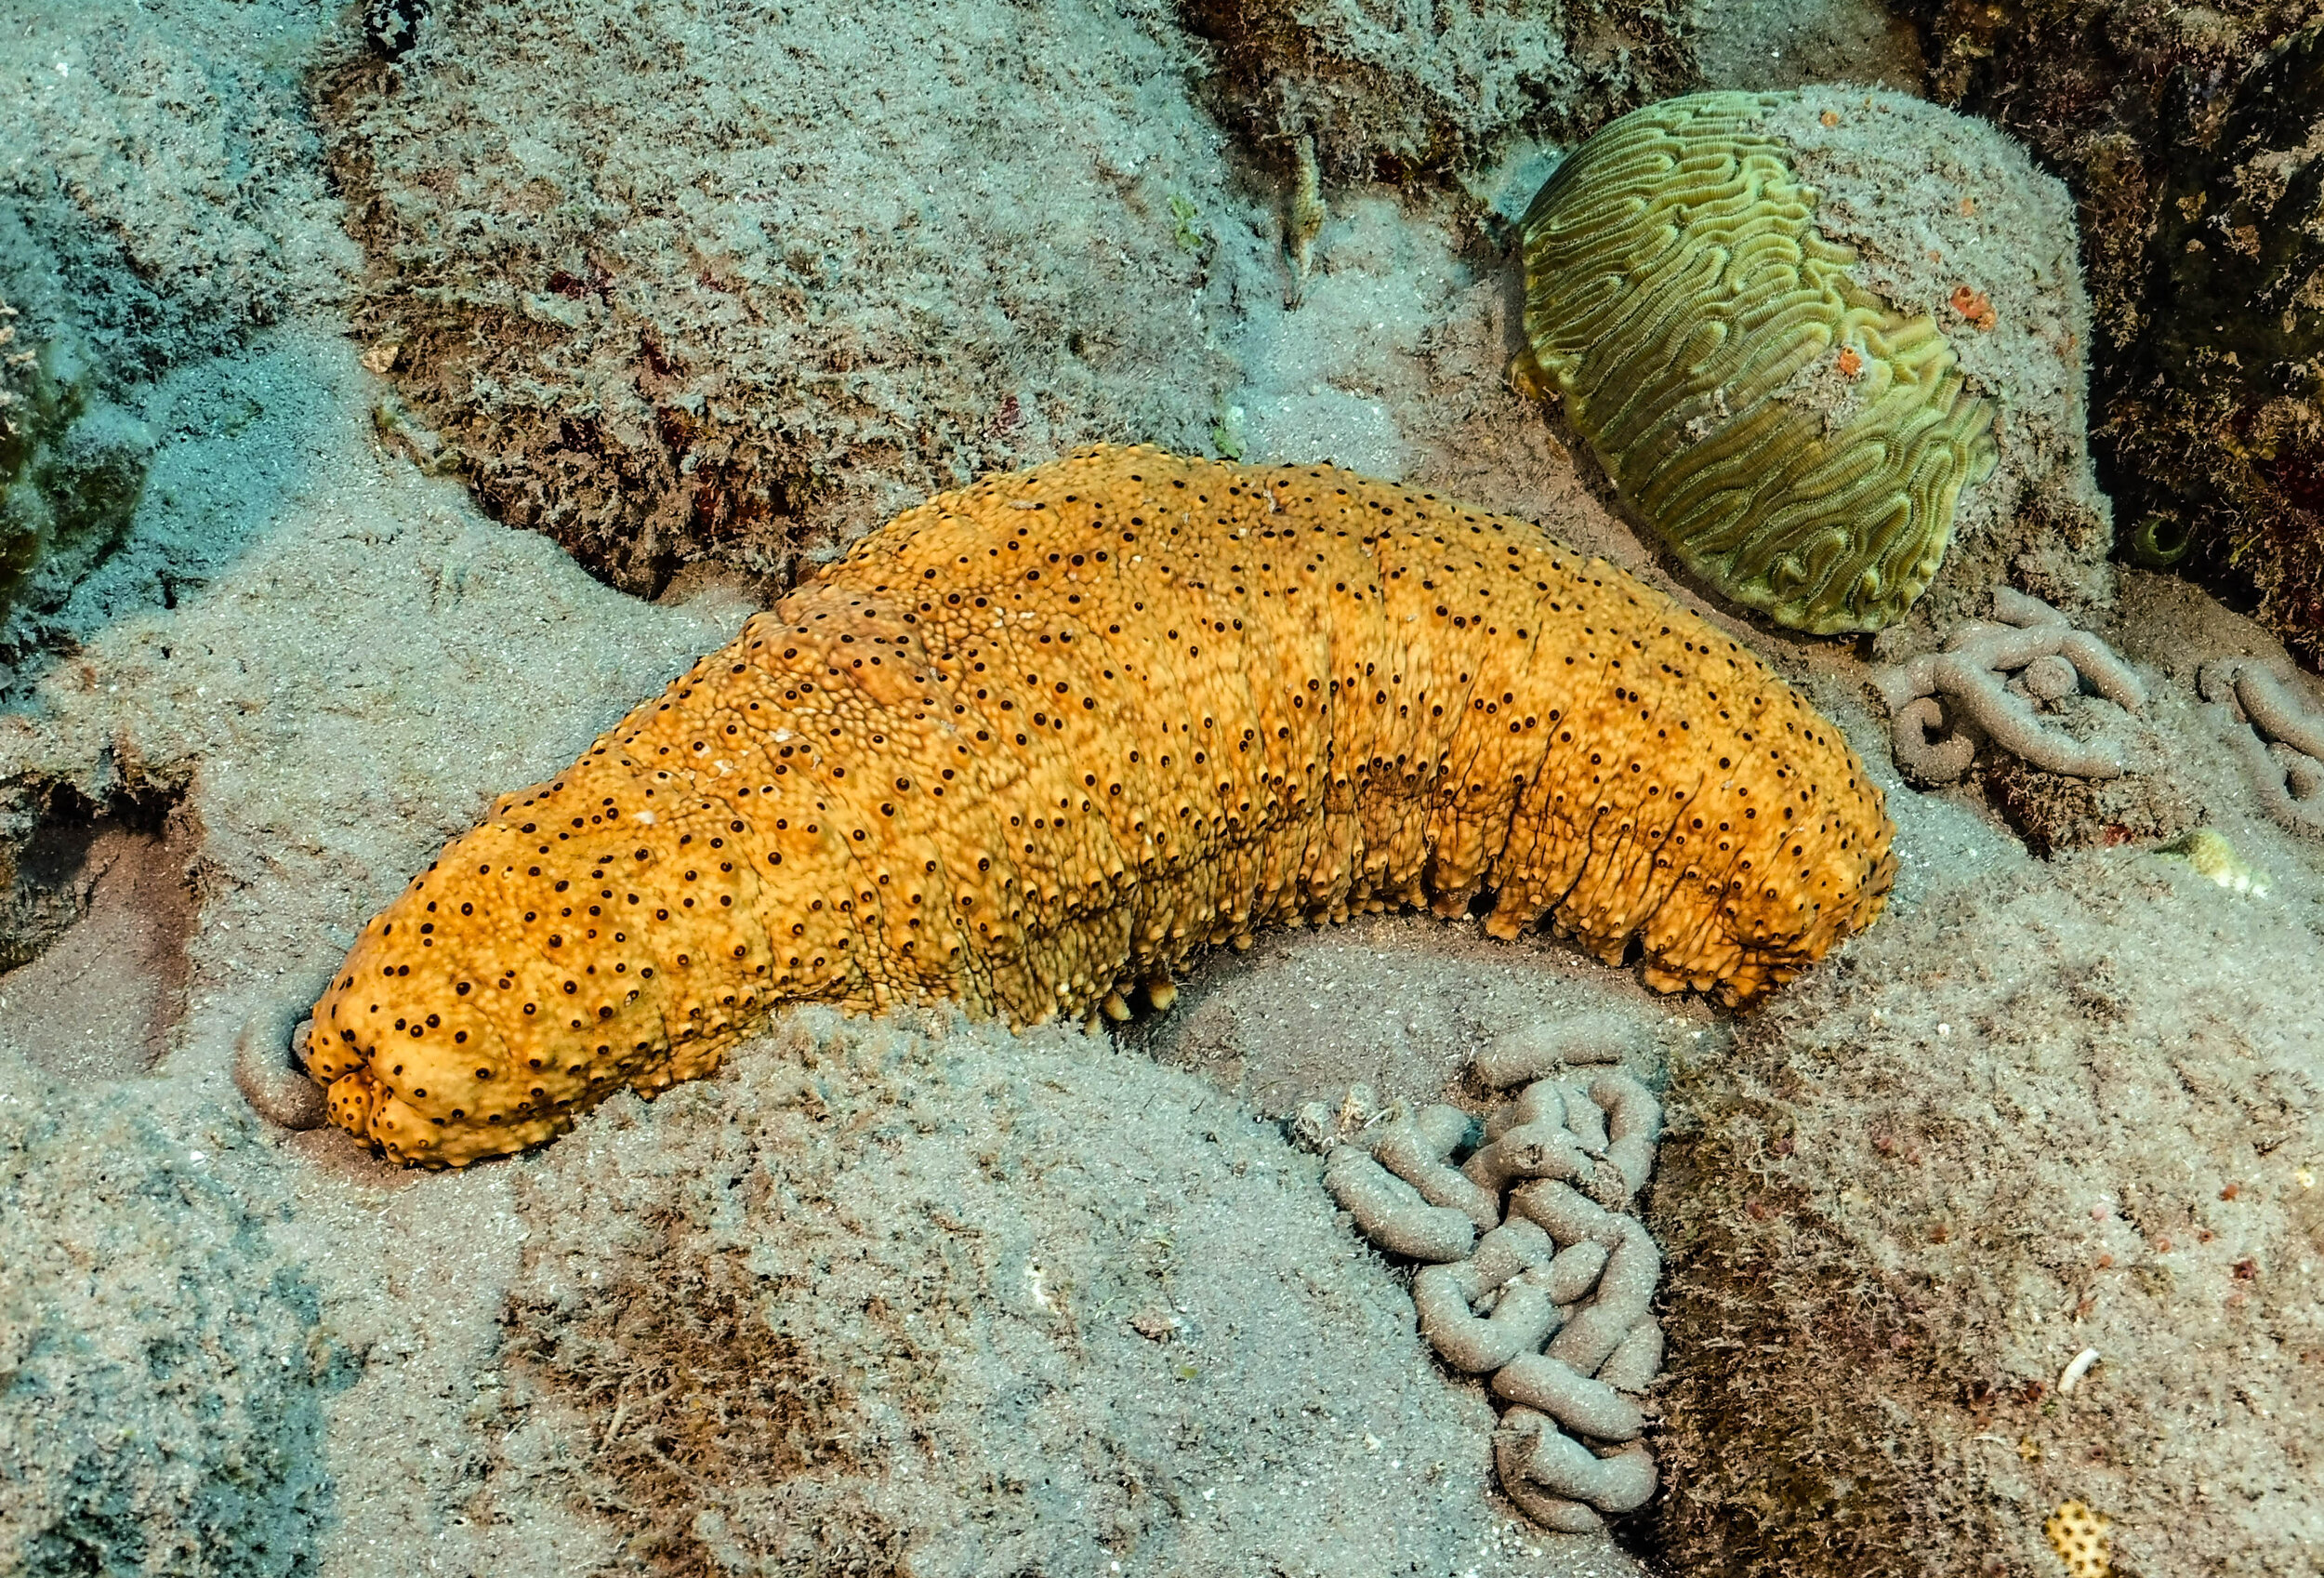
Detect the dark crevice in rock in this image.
<box><xmin>0</xmin><ymin>777</ymin><xmax>200</xmax><ymax>1082</ymax></box>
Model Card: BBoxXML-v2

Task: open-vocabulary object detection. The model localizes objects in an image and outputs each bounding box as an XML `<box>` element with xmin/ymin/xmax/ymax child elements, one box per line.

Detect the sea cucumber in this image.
<box><xmin>304</xmin><ymin>444</ymin><xmax>1896</xmax><ymax>1165</ymax></box>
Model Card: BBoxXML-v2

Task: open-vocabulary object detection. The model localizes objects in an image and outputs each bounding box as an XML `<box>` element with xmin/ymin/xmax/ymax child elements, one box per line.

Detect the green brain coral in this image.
<box><xmin>1518</xmin><ymin>93</ymin><xmax>2001</xmax><ymax>635</ymax></box>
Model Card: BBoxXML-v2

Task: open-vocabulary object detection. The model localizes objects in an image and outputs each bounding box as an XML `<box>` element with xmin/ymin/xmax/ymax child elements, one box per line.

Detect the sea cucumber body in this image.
<box><xmin>306</xmin><ymin>446</ymin><xmax>1895</xmax><ymax>1164</ymax></box>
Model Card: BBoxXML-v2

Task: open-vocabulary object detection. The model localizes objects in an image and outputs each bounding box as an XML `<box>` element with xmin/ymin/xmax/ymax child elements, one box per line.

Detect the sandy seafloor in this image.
<box><xmin>2</xmin><ymin>1</ymin><xmax>2322</xmax><ymax>1575</ymax></box>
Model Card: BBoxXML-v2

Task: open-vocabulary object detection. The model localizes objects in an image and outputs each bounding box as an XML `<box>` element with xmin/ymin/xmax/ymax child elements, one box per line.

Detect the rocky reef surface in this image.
<box><xmin>3</xmin><ymin>0</ymin><xmax>2321</xmax><ymax>1574</ymax></box>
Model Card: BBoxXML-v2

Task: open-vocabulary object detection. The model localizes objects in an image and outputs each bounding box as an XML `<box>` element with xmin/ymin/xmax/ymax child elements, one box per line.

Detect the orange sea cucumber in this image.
<box><xmin>305</xmin><ymin>445</ymin><xmax>1896</xmax><ymax>1165</ymax></box>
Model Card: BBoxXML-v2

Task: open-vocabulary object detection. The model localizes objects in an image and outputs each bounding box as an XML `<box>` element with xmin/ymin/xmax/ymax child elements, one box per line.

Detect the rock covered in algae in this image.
<box><xmin>315</xmin><ymin>0</ymin><xmax>1256</xmax><ymax>600</ymax></box>
<box><xmin>0</xmin><ymin>299</ymin><xmax>152</xmax><ymax>633</ymax></box>
<box><xmin>0</xmin><ymin>1054</ymin><xmax>337</xmax><ymax>1576</ymax></box>
<box><xmin>304</xmin><ymin>444</ymin><xmax>1895</xmax><ymax>1166</ymax></box>
<box><xmin>1651</xmin><ymin>849</ymin><xmax>2324</xmax><ymax>1578</ymax></box>
<box><xmin>1518</xmin><ymin>87</ymin><xmax>2106</xmax><ymax>635</ymax></box>
<box><xmin>2110</xmin><ymin>23</ymin><xmax>2324</xmax><ymax>660</ymax></box>
<box><xmin>1177</xmin><ymin>0</ymin><xmax>1685</xmax><ymax>182</ymax></box>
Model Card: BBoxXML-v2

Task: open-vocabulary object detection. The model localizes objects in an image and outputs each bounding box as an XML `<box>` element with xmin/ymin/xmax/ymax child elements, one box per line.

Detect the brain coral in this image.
<box><xmin>1519</xmin><ymin>88</ymin><xmax>2104</xmax><ymax>634</ymax></box>
<box><xmin>305</xmin><ymin>445</ymin><xmax>1895</xmax><ymax>1166</ymax></box>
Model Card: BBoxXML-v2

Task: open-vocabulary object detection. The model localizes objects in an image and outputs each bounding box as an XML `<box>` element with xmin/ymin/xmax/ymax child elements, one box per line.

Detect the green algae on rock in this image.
<box><xmin>0</xmin><ymin>304</ymin><xmax>152</xmax><ymax>631</ymax></box>
<box><xmin>1517</xmin><ymin>88</ymin><xmax>2106</xmax><ymax>636</ymax></box>
<box><xmin>1650</xmin><ymin>849</ymin><xmax>2324</xmax><ymax>1578</ymax></box>
<box><xmin>316</xmin><ymin>0</ymin><xmax>1256</xmax><ymax>602</ymax></box>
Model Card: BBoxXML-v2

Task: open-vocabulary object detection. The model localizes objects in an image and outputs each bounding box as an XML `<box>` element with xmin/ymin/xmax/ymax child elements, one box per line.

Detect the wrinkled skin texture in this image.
<box><xmin>307</xmin><ymin>447</ymin><xmax>1896</xmax><ymax>1165</ymax></box>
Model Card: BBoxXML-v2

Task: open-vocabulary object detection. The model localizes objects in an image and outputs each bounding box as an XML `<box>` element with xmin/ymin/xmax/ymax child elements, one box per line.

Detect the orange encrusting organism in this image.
<box><xmin>305</xmin><ymin>445</ymin><xmax>1896</xmax><ymax>1165</ymax></box>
